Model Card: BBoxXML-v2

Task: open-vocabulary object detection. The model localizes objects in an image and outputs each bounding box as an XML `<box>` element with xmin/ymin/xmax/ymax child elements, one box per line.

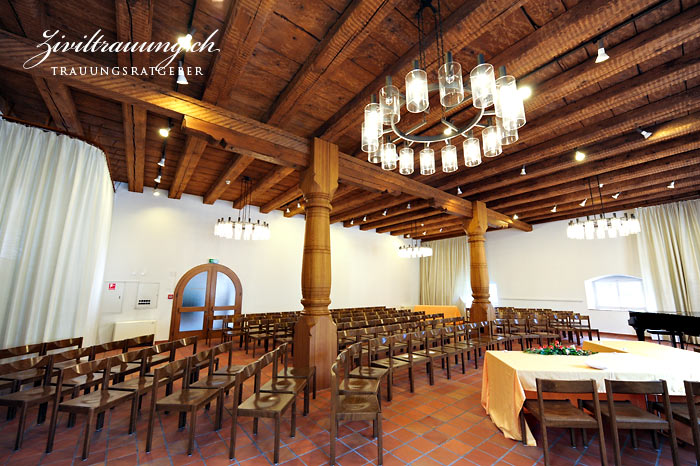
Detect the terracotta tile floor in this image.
<box><xmin>0</xmin><ymin>337</ymin><xmax>696</xmax><ymax>466</ymax></box>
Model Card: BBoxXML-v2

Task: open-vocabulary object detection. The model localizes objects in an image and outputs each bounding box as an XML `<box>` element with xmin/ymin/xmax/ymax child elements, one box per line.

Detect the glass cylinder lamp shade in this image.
<box><xmin>368</xmin><ymin>149</ymin><xmax>381</xmax><ymax>164</ymax></box>
<box><xmin>469</xmin><ymin>63</ymin><xmax>496</xmax><ymax>109</ymax></box>
<box><xmin>380</xmin><ymin>142</ymin><xmax>397</xmax><ymax>171</ymax></box>
<box><xmin>364</xmin><ymin>102</ymin><xmax>382</xmax><ymax>141</ymax></box>
<box><xmin>399</xmin><ymin>147</ymin><xmax>414</xmax><ymax>175</ymax></box>
<box><xmin>361</xmin><ymin>122</ymin><xmax>379</xmax><ymax>153</ymax></box>
<box><xmin>441</xmin><ymin>144</ymin><xmax>458</xmax><ymax>173</ymax></box>
<box><xmin>405</xmin><ymin>68</ymin><xmax>429</xmax><ymax>113</ymax></box>
<box><xmin>495</xmin><ymin>75</ymin><xmax>526</xmax><ymax>130</ymax></box>
<box><xmin>496</xmin><ymin>118</ymin><xmax>518</xmax><ymax>145</ymax></box>
<box><xmin>438</xmin><ymin>61</ymin><xmax>464</xmax><ymax>107</ymax></box>
<box><xmin>419</xmin><ymin>147</ymin><xmax>435</xmax><ymax>175</ymax></box>
<box><xmin>463</xmin><ymin>137</ymin><xmax>482</xmax><ymax>167</ymax></box>
<box><xmin>482</xmin><ymin>125</ymin><xmax>502</xmax><ymax>158</ymax></box>
<box><xmin>379</xmin><ymin>84</ymin><xmax>400</xmax><ymax>125</ymax></box>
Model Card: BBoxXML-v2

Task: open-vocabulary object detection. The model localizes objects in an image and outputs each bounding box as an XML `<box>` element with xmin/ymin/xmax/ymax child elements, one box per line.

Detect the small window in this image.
<box><xmin>584</xmin><ymin>275</ymin><xmax>645</xmax><ymax>311</ymax></box>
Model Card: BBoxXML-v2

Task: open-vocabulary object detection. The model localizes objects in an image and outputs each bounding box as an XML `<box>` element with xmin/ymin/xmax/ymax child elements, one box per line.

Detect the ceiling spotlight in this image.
<box><xmin>599</xmin><ymin>183</ymin><xmax>604</xmax><ymax>188</ymax></box>
<box><xmin>420</xmin><ymin>223</ymin><xmax>424</xmax><ymax>227</ymax></box>
<box><xmin>225</xmin><ymin>179</ymin><xmax>231</xmax><ymax>185</ymax></box>
<box><xmin>574</xmin><ymin>150</ymin><xmax>585</xmax><ymax>162</ymax></box>
<box><xmin>512</xmin><ymin>214</ymin><xmax>518</xmax><ymax>220</ymax></box>
<box><xmin>457</xmin><ymin>187</ymin><xmax>463</xmax><ymax>195</ymax></box>
<box><xmin>595</xmin><ymin>38</ymin><xmax>609</xmax><ymax>63</ymax></box>
<box><xmin>422</xmin><ymin>231</ymin><xmax>426</xmax><ymax>235</ymax></box>
<box><xmin>350</xmin><ymin>219</ymin><xmax>354</xmax><ymax>225</ymax></box>
<box><xmin>667</xmin><ymin>180</ymin><xmax>675</xmax><ymax>189</ymax></box>
<box><xmin>176</xmin><ymin>60</ymin><xmax>188</xmax><ymax>85</ymax></box>
<box><xmin>296</xmin><ymin>201</ymin><xmax>301</xmax><ymax>208</ymax></box>
<box><xmin>580</xmin><ymin>198</ymin><xmax>587</xmax><ymax>207</ymax></box>
<box><xmin>612</xmin><ymin>192</ymin><xmax>620</xmax><ymax>199</ymax></box>
<box><xmin>177</xmin><ymin>32</ymin><xmax>193</xmax><ymax>51</ymax></box>
<box><xmin>406</xmin><ymin>234</ymin><xmax>411</xmax><ymax>238</ymax></box>
<box><xmin>439</xmin><ymin>228</ymin><xmax>443</xmax><ymax>232</ymax></box>
<box><xmin>285</xmin><ymin>207</ymin><xmax>290</xmax><ymax>213</ymax></box>
<box><xmin>407</xmin><ymin>203</ymin><xmax>411</xmax><ymax>209</ymax></box>
<box><xmin>157</xmin><ymin>155</ymin><xmax>166</xmax><ymax>167</ymax></box>
<box><xmin>158</xmin><ymin>127</ymin><xmax>170</xmax><ymax>138</ymax></box>
<box><xmin>520</xmin><ymin>165</ymin><xmax>526</xmax><ymax>176</ymax></box>
<box><xmin>154</xmin><ymin>174</ymin><xmax>162</xmax><ymax>184</ymax></box>
<box><xmin>362</xmin><ymin>215</ymin><xmax>367</xmax><ymax>222</ymax></box>
<box><xmin>637</xmin><ymin>127</ymin><xmax>653</xmax><ymax>139</ymax></box>
<box><xmin>518</xmin><ymin>86</ymin><xmax>532</xmax><ymax>100</ymax></box>
<box><xmin>551</xmin><ymin>205</ymin><xmax>557</xmax><ymax>213</ymax></box>
<box><xmin>443</xmin><ymin>127</ymin><xmax>454</xmax><ymax>136</ymax></box>
<box><xmin>382</xmin><ymin>209</ymin><xmax>387</xmax><ymax>216</ymax></box>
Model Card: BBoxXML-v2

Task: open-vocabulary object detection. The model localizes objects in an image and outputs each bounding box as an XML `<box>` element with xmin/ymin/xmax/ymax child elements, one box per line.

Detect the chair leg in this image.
<box><xmin>630</xmin><ymin>429</ymin><xmax>638</xmax><ymax>449</ymax></box>
<box><xmin>46</xmin><ymin>400</ymin><xmax>60</xmax><ymax>453</ymax></box>
<box><xmin>408</xmin><ymin>367</ymin><xmax>414</xmax><ymax>393</ymax></box>
<box><xmin>82</xmin><ymin>411</ymin><xmax>95</xmax><ymax>460</ymax></box>
<box><xmin>540</xmin><ymin>422</ymin><xmax>550</xmax><ymax>466</ymax></box>
<box><xmin>37</xmin><ymin>402</ymin><xmax>48</xmax><ymax>424</ymax></box>
<box><xmin>376</xmin><ymin>413</ymin><xmax>383</xmax><ymax>466</ymax></box>
<box><xmin>215</xmin><ymin>392</ymin><xmax>223</xmax><ymax>430</ymax></box>
<box><xmin>14</xmin><ymin>404</ymin><xmax>28</xmax><ymax>450</ymax></box>
<box><xmin>187</xmin><ymin>409</ymin><xmax>197</xmax><ymax>456</ymax></box>
<box><xmin>569</xmin><ymin>428</ymin><xmax>576</xmax><ymax>447</ymax></box>
<box><xmin>610</xmin><ymin>424</ymin><xmax>622</xmax><ymax>466</ymax></box>
<box><xmin>229</xmin><ymin>406</ymin><xmax>239</xmax><ymax>459</ymax></box>
<box><xmin>519</xmin><ymin>409</ymin><xmax>527</xmax><ymax>444</ymax></box>
<box><xmin>128</xmin><ymin>395</ymin><xmax>138</xmax><ymax>434</ymax></box>
<box><xmin>312</xmin><ymin>372</ymin><xmax>317</xmax><ymax>399</ymax></box>
<box><xmin>304</xmin><ymin>383</ymin><xmax>310</xmax><ymax>416</ymax></box>
<box><xmin>330</xmin><ymin>414</ymin><xmax>337</xmax><ymax>465</ymax></box>
<box><xmin>274</xmin><ymin>416</ymin><xmax>281</xmax><ymax>464</ymax></box>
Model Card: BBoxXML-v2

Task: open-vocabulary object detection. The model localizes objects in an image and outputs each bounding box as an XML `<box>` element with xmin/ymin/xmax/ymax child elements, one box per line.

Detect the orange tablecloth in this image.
<box><xmin>414</xmin><ymin>305</ymin><xmax>462</xmax><ymax>318</ymax></box>
<box><xmin>481</xmin><ymin>341</ymin><xmax>700</xmax><ymax>446</ymax></box>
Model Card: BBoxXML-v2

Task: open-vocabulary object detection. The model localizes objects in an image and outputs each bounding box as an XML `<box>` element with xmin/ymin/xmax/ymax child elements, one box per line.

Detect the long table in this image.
<box><xmin>481</xmin><ymin>340</ymin><xmax>700</xmax><ymax>446</ymax></box>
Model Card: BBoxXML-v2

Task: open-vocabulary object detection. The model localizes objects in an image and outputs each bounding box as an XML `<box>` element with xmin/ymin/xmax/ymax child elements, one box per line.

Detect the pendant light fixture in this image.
<box><xmin>214</xmin><ymin>177</ymin><xmax>270</xmax><ymax>240</ymax></box>
<box><xmin>359</xmin><ymin>0</ymin><xmax>526</xmax><ymax>175</ymax></box>
<box><xmin>399</xmin><ymin>146</ymin><xmax>414</xmax><ymax>175</ymax></box>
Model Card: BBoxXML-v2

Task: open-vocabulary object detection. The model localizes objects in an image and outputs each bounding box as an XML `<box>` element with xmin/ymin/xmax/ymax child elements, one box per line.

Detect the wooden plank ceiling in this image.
<box><xmin>1</xmin><ymin>0</ymin><xmax>699</xmax><ymax>241</ymax></box>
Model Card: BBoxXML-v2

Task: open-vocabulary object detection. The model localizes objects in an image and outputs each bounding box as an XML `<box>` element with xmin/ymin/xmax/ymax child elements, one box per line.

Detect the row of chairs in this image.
<box><xmin>0</xmin><ymin>337</ymin><xmax>84</xmax><ymax>362</ymax></box>
<box><xmin>523</xmin><ymin>377</ymin><xmax>700</xmax><ymax>466</ymax></box>
<box><xmin>496</xmin><ymin>308</ymin><xmax>601</xmax><ymax>343</ymax></box>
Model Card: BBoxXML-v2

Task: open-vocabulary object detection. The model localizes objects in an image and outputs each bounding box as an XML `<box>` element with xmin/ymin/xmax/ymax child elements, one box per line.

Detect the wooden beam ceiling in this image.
<box><xmin>232</xmin><ymin>166</ymin><xmax>295</xmax><ymax>209</ymax></box>
<box><xmin>115</xmin><ymin>0</ymin><xmax>153</xmax><ymax>193</ymax></box>
<box><xmin>203</xmin><ymin>153</ymin><xmax>254</xmax><ymax>205</ymax></box>
<box><xmin>33</xmin><ymin>78</ymin><xmax>84</xmax><ymax>136</ymax></box>
<box><xmin>260</xmin><ymin>185</ymin><xmax>302</xmax><ymax>214</ymax></box>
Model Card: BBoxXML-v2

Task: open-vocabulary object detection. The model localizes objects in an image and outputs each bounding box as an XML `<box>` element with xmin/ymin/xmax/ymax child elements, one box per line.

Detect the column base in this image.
<box><xmin>294</xmin><ymin>314</ymin><xmax>337</xmax><ymax>389</ymax></box>
<box><xmin>469</xmin><ymin>301</ymin><xmax>495</xmax><ymax>322</ymax></box>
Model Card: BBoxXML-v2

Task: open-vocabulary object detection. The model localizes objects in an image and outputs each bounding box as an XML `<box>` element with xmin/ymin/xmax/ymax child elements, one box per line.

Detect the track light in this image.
<box><xmin>407</xmin><ymin>203</ymin><xmax>411</xmax><ymax>209</ymax></box>
<box><xmin>512</xmin><ymin>214</ymin><xmax>518</xmax><ymax>220</ymax></box>
<box><xmin>362</xmin><ymin>215</ymin><xmax>367</xmax><ymax>222</ymax></box>
<box><xmin>157</xmin><ymin>155</ymin><xmax>166</xmax><ymax>167</ymax></box>
<box><xmin>159</xmin><ymin>127</ymin><xmax>170</xmax><ymax>138</ymax></box>
<box><xmin>595</xmin><ymin>38</ymin><xmax>609</xmax><ymax>63</ymax></box>
<box><xmin>297</xmin><ymin>201</ymin><xmax>301</xmax><ymax>208</ymax></box>
<box><xmin>574</xmin><ymin>150</ymin><xmax>585</xmax><ymax>162</ymax></box>
<box><xmin>580</xmin><ymin>198</ymin><xmax>587</xmax><ymax>207</ymax></box>
<box><xmin>420</xmin><ymin>223</ymin><xmax>424</xmax><ymax>227</ymax></box>
<box><xmin>518</xmin><ymin>86</ymin><xmax>532</xmax><ymax>99</ymax></box>
<box><xmin>457</xmin><ymin>187</ymin><xmax>462</xmax><ymax>195</ymax></box>
<box><xmin>667</xmin><ymin>180</ymin><xmax>675</xmax><ymax>189</ymax></box>
<box><xmin>520</xmin><ymin>165</ymin><xmax>526</xmax><ymax>176</ymax></box>
<box><xmin>612</xmin><ymin>192</ymin><xmax>620</xmax><ymax>199</ymax></box>
<box><xmin>439</xmin><ymin>228</ymin><xmax>443</xmax><ymax>232</ymax></box>
<box><xmin>382</xmin><ymin>209</ymin><xmax>387</xmax><ymax>216</ymax></box>
<box><xmin>551</xmin><ymin>205</ymin><xmax>557</xmax><ymax>213</ymax></box>
<box><xmin>599</xmin><ymin>183</ymin><xmax>604</xmax><ymax>188</ymax></box>
<box><xmin>636</xmin><ymin>127</ymin><xmax>652</xmax><ymax>139</ymax></box>
<box><xmin>285</xmin><ymin>206</ymin><xmax>290</xmax><ymax>213</ymax></box>
<box><xmin>154</xmin><ymin>174</ymin><xmax>161</xmax><ymax>184</ymax></box>
<box><xmin>177</xmin><ymin>32</ymin><xmax>193</xmax><ymax>51</ymax></box>
<box><xmin>177</xmin><ymin>60</ymin><xmax>188</xmax><ymax>85</ymax></box>
<box><xmin>422</xmin><ymin>231</ymin><xmax>426</xmax><ymax>235</ymax></box>
<box><xmin>350</xmin><ymin>219</ymin><xmax>354</xmax><ymax>225</ymax></box>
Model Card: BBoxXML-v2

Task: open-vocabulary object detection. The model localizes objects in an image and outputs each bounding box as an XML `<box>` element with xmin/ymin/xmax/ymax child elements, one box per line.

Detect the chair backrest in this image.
<box><xmin>153</xmin><ymin>357</ymin><xmax>190</xmax><ymax>389</ymax></box>
<box><xmin>605</xmin><ymin>379</ymin><xmax>672</xmax><ymax>416</ymax></box>
<box><xmin>123</xmin><ymin>334</ymin><xmax>155</xmax><ymax>351</ymax></box>
<box><xmin>56</xmin><ymin>357</ymin><xmax>112</xmax><ymax>392</ymax></box>
<box><xmin>89</xmin><ymin>340</ymin><xmax>126</xmax><ymax>360</ymax></box>
<box><xmin>211</xmin><ymin>341</ymin><xmax>235</xmax><ymax>372</ymax></box>
<box><xmin>254</xmin><ymin>350</ymin><xmax>277</xmax><ymax>393</ymax></box>
<box><xmin>0</xmin><ymin>354</ymin><xmax>54</xmax><ymax>384</ymax></box>
<box><xmin>42</xmin><ymin>337</ymin><xmax>83</xmax><ymax>354</ymax></box>
<box><xmin>53</xmin><ymin>347</ymin><xmax>92</xmax><ymax>364</ymax></box>
<box><xmin>110</xmin><ymin>349</ymin><xmax>146</xmax><ymax>380</ymax></box>
<box><xmin>0</xmin><ymin>343</ymin><xmax>43</xmax><ymax>362</ymax></box>
<box><xmin>537</xmin><ymin>378</ymin><xmax>597</xmax><ymax>394</ymax></box>
<box><xmin>173</xmin><ymin>336</ymin><xmax>198</xmax><ymax>355</ymax></box>
<box><xmin>190</xmin><ymin>348</ymin><xmax>213</xmax><ymax>377</ymax></box>
<box><xmin>684</xmin><ymin>380</ymin><xmax>700</xmax><ymax>434</ymax></box>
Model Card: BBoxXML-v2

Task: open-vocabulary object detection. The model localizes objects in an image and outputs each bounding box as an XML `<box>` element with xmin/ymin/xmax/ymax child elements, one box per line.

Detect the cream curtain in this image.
<box><xmin>636</xmin><ymin>199</ymin><xmax>700</xmax><ymax>316</ymax></box>
<box><xmin>0</xmin><ymin>119</ymin><xmax>113</xmax><ymax>347</ymax></box>
<box><xmin>419</xmin><ymin>237</ymin><xmax>470</xmax><ymax>314</ymax></box>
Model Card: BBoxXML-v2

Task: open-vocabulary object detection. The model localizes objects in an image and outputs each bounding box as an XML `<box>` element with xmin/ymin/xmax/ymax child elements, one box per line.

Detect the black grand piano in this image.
<box><xmin>628</xmin><ymin>311</ymin><xmax>700</xmax><ymax>348</ymax></box>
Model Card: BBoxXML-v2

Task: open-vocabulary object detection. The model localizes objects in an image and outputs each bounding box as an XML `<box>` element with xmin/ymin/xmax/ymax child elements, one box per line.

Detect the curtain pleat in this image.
<box><xmin>0</xmin><ymin>119</ymin><xmax>113</xmax><ymax>346</ymax></box>
<box><xmin>419</xmin><ymin>237</ymin><xmax>470</xmax><ymax>314</ymax></box>
<box><xmin>636</xmin><ymin>199</ymin><xmax>700</xmax><ymax>318</ymax></box>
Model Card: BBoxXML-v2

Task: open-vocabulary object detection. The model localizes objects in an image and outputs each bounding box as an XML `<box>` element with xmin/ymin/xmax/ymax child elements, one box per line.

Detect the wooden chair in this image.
<box><xmin>528</xmin><ymin>318</ymin><xmax>559</xmax><ymax>346</ymax></box>
<box><xmin>247</xmin><ymin>319</ymin><xmax>273</xmax><ymax>356</ymax></box>
<box><xmin>371</xmin><ymin>335</ymin><xmax>413</xmax><ymax>399</ymax></box>
<box><xmin>230</xmin><ymin>350</ymin><xmax>297</xmax><ymax>464</ymax></box>
<box><xmin>412</xmin><ymin>329</ymin><xmax>450</xmax><ymax>384</ymax></box>
<box><xmin>276</xmin><ymin>341</ymin><xmax>317</xmax><ymax>401</ymax></box>
<box><xmin>52</xmin><ymin>356</ymin><xmax>137</xmax><ymax>460</ymax></box>
<box><xmin>520</xmin><ymin>379</ymin><xmax>607</xmax><ymax>466</ymax></box>
<box><xmin>145</xmin><ymin>355</ymin><xmax>222</xmax><ymax>456</ymax></box>
<box><xmin>206</xmin><ymin>314</ymin><xmax>227</xmax><ymax>345</ymax></box>
<box><xmin>682</xmin><ymin>380</ymin><xmax>700</xmax><ymax>464</ymax></box>
<box><xmin>223</xmin><ymin>314</ymin><xmax>246</xmax><ymax>348</ymax></box>
<box><xmin>330</xmin><ymin>354</ymin><xmax>382</xmax><ymax>465</ymax></box>
<box><xmin>390</xmin><ymin>332</ymin><xmax>430</xmax><ymax>386</ymax></box>
<box><xmin>260</xmin><ymin>343</ymin><xmax>309</xmax><ymax>415</ymax></box>
<box><xmin>0</xmin><ymin>343</ymin><xmax>43</xmax><ymax>363</ymax></box>
<box><xmin>584</xmin><ymin>379</ymin><xmax>679</xmax><ymax>466</ymax></box>
<box><xmin>110</xmin><ymin>347</ymin><xmax>168</xmax><ymax>415</ymax></box>
<box><xmin>42</xmin><ymin>337</ymin><xmax>83</xmax><ymax>354</ymax></box>
<box><xmin>442</xmin><ymin>324</ymin><xmax>475</xmax><ymax>374</ymax></box>
<box><xmin>190</xmin><ymin>342</ymin><xmax>241</xmax><ymax>410</ymax></box>
<box><xmin>348</xmin><ymin>338</ymin><xmax>390</xmax><ymax>400</ymax></box>
<box><xmin>0</xmin><ymin>355</ymin><xmax>68</xmax><ymax>451</ymax></box>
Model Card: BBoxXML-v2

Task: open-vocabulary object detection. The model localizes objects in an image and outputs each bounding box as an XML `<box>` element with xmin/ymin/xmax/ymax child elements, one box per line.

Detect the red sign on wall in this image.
<box><xmin>168</xmin><ymin>294</ymin><xmax>174</xmax><ymax>300</ymax></box>
<box><xmin>108</xmin><ymin>283</ymin><xmax>116</xmax><ymax>290</ymax></box>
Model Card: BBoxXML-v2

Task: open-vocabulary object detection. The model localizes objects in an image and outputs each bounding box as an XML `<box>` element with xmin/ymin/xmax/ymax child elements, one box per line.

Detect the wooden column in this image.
<box><xmin>294</xmin><ymin>138</ymin><xmax>338</xmax><ymax>389</ymax></box>
<box><xmin>463</xmin><ymin>201</ymin><xmax>495</xmax><ymax>322</ymax></box>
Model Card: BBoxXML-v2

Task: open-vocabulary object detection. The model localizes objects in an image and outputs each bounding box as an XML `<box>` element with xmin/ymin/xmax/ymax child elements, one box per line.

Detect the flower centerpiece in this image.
<box><xmin>524</xmin><ymin>341</ymin><xmax>596</xmax><ymax>356</ymax></box>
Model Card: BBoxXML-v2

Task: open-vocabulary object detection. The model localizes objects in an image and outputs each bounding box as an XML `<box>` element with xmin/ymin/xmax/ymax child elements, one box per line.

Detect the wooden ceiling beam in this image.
<box><xmin>422</xmin><ymin>225</ymin><xmax>466</xmax><ymax>241</ymax></box>
<box><xmin>492</xmin><ymin>149</ymin><xmax>700</xmax><ymax>215</ymax></box>
<box><xmin>232</xmin><ymin>166</ymin><xmax>295</xmax><ymax>209</ymax></box>
<box><xmin>351</xmin><ymin>199</ymin><xmax>431</xmax><ymax>229</ymax></box>
<box><xmin>375</xmin><ymin>210</ymin><xmax>446</xmax><ymax>234</ymax></box>
<box><xmin>397</xmin><ymin>219</ymin><xmax>464</xmax><ymax>238</ymax></box>
<box><xmin>171</xmin><ymin>0</ymin><xmax>274</xmax><ymax>199</ymax></box>
<box><xmin>284</xmin><ymin>201</ymin><xmax>306</xmax><ymax>218</ymax></box>
<box><xmin>0</xmin><ymin>30</ymin><xmax>529</xmax><ymax>232</ymax></box>
<box><xmin>316</xmin><ymin>0</ymin><xmax>529</xmax><ymax>140</ymax></box>
<box><xmin>260</xmin><ymin>185</ymin><xmax>302</xmax><ymax>214</ymax></box>
<box><xmin>265</xmin><ymin>0</ymin><xmax>402</xmax><ymax>125</ymax></box>
<box><xmin>33</xmin><ymin>78</ymin><xmax>84</xmax><ymax>136</ymax></box>
<box><xmin>332</xmin><ymin>193</ymin><xmax>413</xmax><ymax>224</ymax></box>
<box><xmin>115</xmin><ymin>0</ymin><xmax>153</xmax><ymax>193</ymax></box>
<box><xmin>389</xmin><ymin>214</ymin><xmax>461</xmax><ymax>236</ymax></box>
<box><xmin>203</xmin><ymin>154</ymin><xmax>254</xmax><ymax>204</ymax></box>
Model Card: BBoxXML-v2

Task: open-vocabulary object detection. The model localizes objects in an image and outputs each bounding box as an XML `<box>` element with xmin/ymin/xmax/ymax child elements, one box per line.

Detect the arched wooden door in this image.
<box><xmin>169</xmin><ymin>263</ymin><xmax>243</xmax><ymax>340</ymax></box>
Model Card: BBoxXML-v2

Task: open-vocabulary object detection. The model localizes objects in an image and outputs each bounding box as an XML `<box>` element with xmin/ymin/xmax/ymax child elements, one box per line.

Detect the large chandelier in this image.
<box><xmin>566</xmin><ymin>177</ymin><xmax>640</xmax><ymax>240</ymax></box>
<box><xmin>398</xmin><ymin>221</ymin><xmax>433</xmax><ymax>258</ymax></box>
<box><xmin>362</xmin><ymin>0</ymin><xmax>526</xmax><ymax>175</ymax></box>
<box><xmin>214</xmin><ymin>177</ymin><xmax>270</xmax><ymax>240</ymax></box>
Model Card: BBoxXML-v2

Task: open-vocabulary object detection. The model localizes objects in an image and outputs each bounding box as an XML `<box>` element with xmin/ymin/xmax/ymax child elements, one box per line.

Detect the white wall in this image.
<box><xmin>485</xmin><ymin>216</ymin><xmax>642</xmax><ymax>334</ymax></box>
<box><xmin>98</xmin><ymin>185</ymin><xmax>419</xmax><ymax>342</ymax></box>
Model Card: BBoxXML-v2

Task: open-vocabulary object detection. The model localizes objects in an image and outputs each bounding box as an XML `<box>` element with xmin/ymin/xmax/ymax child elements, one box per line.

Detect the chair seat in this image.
<box><xmin>156</xmin><ymin>388</ymin><xmax>220</xmax><ymax>409</ymax></box>
<box><xmin>413</xmin><ymin>348</ymin><xmax>447</xmax><ymax>358</ymax></box>
<box><xmin>583</xmin><ymin>400</ymin><xmax>667</xmax><ymax>428</ymax></box>
<box><xmin>238</xmin><ymin>392</ymin><xmax>295</xmax><ymax>414</ymax></box>
<box><xmin>278</xmin><ymin>366</ymin><xmax>315</xmax><ymax>379</ymax></box>
<box><xmin>392</xmin><ymin>353</ymin><xmax>428</xmax><ymax>363</ymax></box>
<box><xmin>190</xmin><ymin>374</ymin><xmax>237</xmax><ymax>390</ymax></box>
<box><xmin>260</xmin><ymin>377</ymin><xmax>306</xmax><ymax>394</ymax></box>
<box><xmin>110</xmin><ymin>376</ymin><xmax>165</xmax><ymax>392</ymax></box>
<box><xmin>213</xmin><ymin>364</ymin><xmax>245</xmax><ymax>376</ymax></box>
<box><xmin>524</xmin><ymin>399</ymin><xmax>598</xmax><ymax>427</ymax></box>
<box><xmin>652</xmin><ymin>402</ymin><xmax>700</xmax><ymax>426</ymax></box>
<box><xmin>0</xmin><ymin>368</ymin><xmax>45</xmax><ymax>383</ymax></box>
<box><xmin>372</xmin><ymin>357</ymin><xmax>410</xmax><ymax>369</ymax></box>
<box><xmin>336</xmin><ymin>394</ymin><xmax>380</xmax><ymax>416</ymax></box>
<box><xmin>341</xmin><ymin>377</ymin><xmax>380</xmax><ymax>395</ymax></box>
<box><xmin>60</xmin><ymin>389</ymin><xmax>134</xmax><ymax>412</ymax></box>
<box><xmin>0</xmin><ymin>385</ymin><xmax>71</xmax><ymax>405</ymax></box>
<box><xmin>349</xmin><ymin>366</ymin><xmax>388</xmax><ymax>379</ymax></box>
